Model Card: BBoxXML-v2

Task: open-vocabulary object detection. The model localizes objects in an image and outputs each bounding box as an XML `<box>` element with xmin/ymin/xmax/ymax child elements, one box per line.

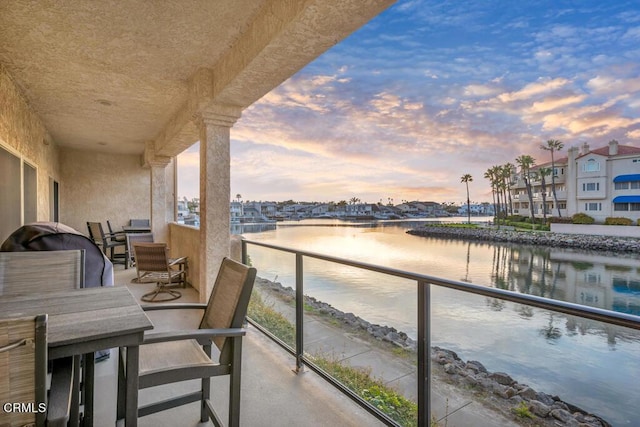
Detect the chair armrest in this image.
<box><xmin>143</xmin><ymin>328</ymin><xmax>246</xmax><ymax>345</ymax></box>
<box><xmin>142</xmin><ymin>303</ymin><xmax>207</xmax><ymax>312</ymax></box>
<box><xmin>168</xmin><ymin>256</ymin><xmax>187</xmax><ymax>266</ymax></box>
<box><xmin>47</xmin><ymin>357</ymin><xmax>74</xmax><ymax>427</ymax></box>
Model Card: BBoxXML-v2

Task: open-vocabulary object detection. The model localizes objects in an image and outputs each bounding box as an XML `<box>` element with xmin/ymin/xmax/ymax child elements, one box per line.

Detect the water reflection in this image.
<box><xmin>241</xmin><ymin>220</ymin><xmax>640</xmax><ymax>425</ymax></box>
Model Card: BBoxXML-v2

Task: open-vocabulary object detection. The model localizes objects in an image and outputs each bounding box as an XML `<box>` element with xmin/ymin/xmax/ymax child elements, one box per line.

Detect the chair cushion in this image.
<box><xmin>139</xmin><ymin>339</ymin><xmax>216</xmax><ymax>376</ymax></box>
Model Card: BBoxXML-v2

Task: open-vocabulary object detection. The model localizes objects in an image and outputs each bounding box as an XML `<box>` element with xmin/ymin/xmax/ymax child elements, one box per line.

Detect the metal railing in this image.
<box><xmin>241</xmin><ymin>239</ymin><xmax>640</xmax><ymax>426</ymax></box>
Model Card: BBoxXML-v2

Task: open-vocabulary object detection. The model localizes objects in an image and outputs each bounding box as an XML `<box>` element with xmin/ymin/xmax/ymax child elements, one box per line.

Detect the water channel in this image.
<box><xmin>234</xmin><ymin>218</ymin><xmax>640</xmax><ymax>426</ymax></box>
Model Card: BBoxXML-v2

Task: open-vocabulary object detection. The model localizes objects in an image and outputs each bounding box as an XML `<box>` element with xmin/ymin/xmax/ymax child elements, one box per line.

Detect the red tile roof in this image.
<box><xmin>578</xmin><ymin>144</ymin><xmax>640</xmax><ymax>158</ymax></box>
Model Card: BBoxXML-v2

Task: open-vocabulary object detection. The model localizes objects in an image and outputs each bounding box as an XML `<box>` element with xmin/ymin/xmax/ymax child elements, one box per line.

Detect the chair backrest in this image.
<box><xmin>106</xmin><ymin>220</ymin><xmax>119</xmax><ymax>235</ymax></box>
<box><xmin>200</xmin><ymin>258</ymin><xmax>256</xmax><ymax>362</ymax></box>
<box><xmin>130</xmin><ymin>219</ymin><xmax>150</xmax><ymax>228</ymax></box>
<box><xmin>0</xmin><ymin>314</ymin><xmax>48</xmax><ymax>427</ymax></box>
<box><xmin>133</xmin><ymin>243</ymin><xmax>170</xmax><ymax>274</ymax></box>
<box><xmin>0</xmin><ymin>250</ymin><xmax>85</xmax><ymax>295</ymax></box>
<box><xmin>86</xmin><ymin>222</ymin><xmax>106</xmax><ymax>245</ymax></box>
<box><xmin>126</xmin><ymin>233</ymin><xmax>154</xmax><ymax>262</ymax></box>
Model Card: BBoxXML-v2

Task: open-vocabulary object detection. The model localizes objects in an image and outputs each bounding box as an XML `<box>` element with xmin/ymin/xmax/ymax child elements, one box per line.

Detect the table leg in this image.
<box><xmin>84</xmin><ymin>352</ymin><xmax>95</xmax><ymax>427</ymax></box>
<box><xmin>125</xmin><ymin>345</ymin><xmax>139</xmax><ymax>427</ymax></box>
<box><xmin>70</xmin><ymin>355</ymin><xmax>81</xmax><ymax>427</ymax></box>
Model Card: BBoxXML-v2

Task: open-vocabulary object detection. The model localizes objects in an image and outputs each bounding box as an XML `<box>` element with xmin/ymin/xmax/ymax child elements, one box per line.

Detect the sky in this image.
<box><xmin>177</xmin><ymin>0</ymin><xmax>640</xmax><ymax>205</ymax></box>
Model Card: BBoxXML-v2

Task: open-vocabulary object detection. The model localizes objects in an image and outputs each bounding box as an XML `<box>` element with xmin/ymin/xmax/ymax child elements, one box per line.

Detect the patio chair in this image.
<box><xmin>86</xmin><ymin>221</ymin><xmax>128</xmax><ymax>269</ymax></box>
<box><xmin>128</xmin><ymin>257</ymin><xmax>256</xmax><ymax>426</ymax></box>
<box><xmin>132</xmin><ymin>243</ymin><xmax>187</xmax><ymax>302</ymax></box>
<box><xmin>125</xmin><ymin>232</ymin><xmax>154</xmax><ymax>268</ymax></box>
<box><xmin>0</xmin><ymin>250</ymin><xmax>85</xmax><ymax>294</ymax></box>
<box><xmin>0</xmin><ymin>249</ymin><xmax>86</xmax><ymax>425</ymax></box>
<box><xmin>106</xmin><ymin>220</ymin><xmax>126</xmax><ymax>242</ymax></box>
<box><xmin>0</xmin><ymin>314</ymin><xmax>74</xmax><ymax>427</ymax></box>
<box><xmin>130</xmin><ymin>219</ymin><xmax>150</xmax><ymax>228</ymax></box>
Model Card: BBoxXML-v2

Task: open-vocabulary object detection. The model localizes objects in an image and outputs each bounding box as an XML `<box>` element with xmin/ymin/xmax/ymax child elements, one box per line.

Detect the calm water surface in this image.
<box><xmin>237</xmin><ymin>218</ymin><xmax>640</xmax><ymax>426</ymax></box>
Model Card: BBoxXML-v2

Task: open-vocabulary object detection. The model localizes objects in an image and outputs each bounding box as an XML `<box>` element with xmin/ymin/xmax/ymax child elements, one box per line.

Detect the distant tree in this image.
<box><xmin>515</xmin><ymin>155</ymin><xmax>536</xmax><ymax>224</ymax></box>
<box><xmin>235</xmin><ymin>193</ymin><xmax>242</xmax><ymax>203</ymax></box>
<box><xmin>461</xmin><ymin>174</ymin><xmax>473</xmax><ymax>224</ymax></box>
<box><xmin>540</xmin><ymin>139</ymin><xmax>564</xmax><ymax>217</ymax></box>
<box><xmin>349</xmin><ymin>197</ymin><xmax>361</xmax><ymax>205</ymax></box>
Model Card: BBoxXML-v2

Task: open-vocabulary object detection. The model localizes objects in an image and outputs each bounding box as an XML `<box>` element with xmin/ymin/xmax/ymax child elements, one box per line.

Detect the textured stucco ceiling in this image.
<box><xmin>0</xmin><ymin>0</ymin><xmax>394</xmax><ymax>155</ymax></box>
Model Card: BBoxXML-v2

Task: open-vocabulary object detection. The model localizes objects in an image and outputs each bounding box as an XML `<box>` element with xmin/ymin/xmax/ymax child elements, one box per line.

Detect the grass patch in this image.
<box><xmin>314</xmin><ymin>355</ymin><xmax>417</xmax><ymax>427</ymax></box>
<box><xmin>247</xmin><ymin>290</ymin><xmax>295</xmax><ymax>346</ymax></box>
<box><xmin>512</xmin><ymin>401</ymin><xmax>533</xmax><ymax>419</ymax></box>
<box><xmin>248</xmin><ymin>289</ymin><xmax>418</xmax><ymax>426</ymax></box>
<box><xmin>428</xmin><ymin>223</ymin><xmax>479</xmax><ymax>229</ymax></box>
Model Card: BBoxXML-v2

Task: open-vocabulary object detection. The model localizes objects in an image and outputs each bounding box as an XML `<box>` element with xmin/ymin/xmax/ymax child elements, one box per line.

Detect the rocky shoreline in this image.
<box><xmin>256</xmin><ymin>276</ymin><xmax>611</xmax><ymax>427</ymax></box>
<box><xmin>406</xmin><ymin>226</ymin><xmax>640</xmax><ymax>253</ymax></box>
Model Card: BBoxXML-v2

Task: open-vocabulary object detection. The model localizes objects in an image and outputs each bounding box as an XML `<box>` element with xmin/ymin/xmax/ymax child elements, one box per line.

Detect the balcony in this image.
<box><xmin>91</xmin><ymin>266</ymin><xmax>384</xmax><ymax>427</ymax></box>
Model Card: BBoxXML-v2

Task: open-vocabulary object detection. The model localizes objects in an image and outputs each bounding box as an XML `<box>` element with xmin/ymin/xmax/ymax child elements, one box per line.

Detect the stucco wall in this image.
<box><xmin>59</xmin><ymin>147</ymin><xmax>150</xmax><ymax>235</ymax></box>
<box><xmin>551</xmin><ymin>223</ymin><xmax>640</xmax><ymax>238</ymax></box>
<box><xmin>0</xmin><ymin>63</ymin><xmax>60</xmax><ymax>225</ymax></box>
<box><xmin>169</xmin><ymin>223</ymin><xmax>202</xmax><ymax>300</ymax></box>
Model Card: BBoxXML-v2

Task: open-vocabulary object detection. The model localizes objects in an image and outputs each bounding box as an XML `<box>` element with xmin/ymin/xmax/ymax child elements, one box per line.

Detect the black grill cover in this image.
<box><xmin>0</xmin><ymin>222</ymin><xmax>113</xmax><ymax>287</ymax></box>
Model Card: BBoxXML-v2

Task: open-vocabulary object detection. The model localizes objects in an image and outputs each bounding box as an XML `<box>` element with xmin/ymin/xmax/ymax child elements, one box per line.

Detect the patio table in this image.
<box><xmin>0</xmin><ymin>286</ymin><xmax>153</xmax><ymax>427</ymax></box>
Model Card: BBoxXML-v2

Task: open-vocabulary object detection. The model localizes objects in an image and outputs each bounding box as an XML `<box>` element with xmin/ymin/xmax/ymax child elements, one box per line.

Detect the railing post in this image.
<box><xmin>241</xmin><ymin>239</ymin><xmax>248</xmax><ymax>265</ymax></box>
<box><xmin>417</xmin><ymin>280</ymin><xmax>431</xmax><ymax>426</ymax></box>
<box><xmin>295</xmin><ymin>253</ymin><xmax>304</xmax><ymax>372</ymax></box>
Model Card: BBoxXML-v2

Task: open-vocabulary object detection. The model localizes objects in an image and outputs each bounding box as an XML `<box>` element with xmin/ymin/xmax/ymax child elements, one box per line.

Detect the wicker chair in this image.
<box><xmin>0</xmin><ymin>314</ymin><xmax>73</xmax><ymax>427</ymax></box>
<box><xmin>128</xmin><ymin>257</ymin><xmax>256</xmax><ymax>426</ymax></box>
<box><xmin>125</xmin><ymin>232</ymin><xmax>154</xmax><ymax>268</ymax></box>
<box><xmin>132</xmin><ymin>243</ymin><xmax>187</xmax><ymax>302</ymax></box>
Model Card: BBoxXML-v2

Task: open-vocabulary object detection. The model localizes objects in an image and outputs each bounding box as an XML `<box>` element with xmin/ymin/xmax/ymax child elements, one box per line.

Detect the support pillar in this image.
<box><xmin>197</xmin><ymin>106</ymin><xmax>242</xmax><ymax>301</ymax></box>
<box><xmin>149</xmin><ymin>157</ymin><xmax>171</xmax><ymax>244</ymax></box>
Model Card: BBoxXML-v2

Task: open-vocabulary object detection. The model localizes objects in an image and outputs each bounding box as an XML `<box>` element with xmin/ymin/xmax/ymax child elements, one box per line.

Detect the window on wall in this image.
<box><xmin>614</xmin><ymin>203</ymin><xmax>628</xmax><ymax>211</ymax></box>
<box><xmin>583</xmin><ymin>159</ymin><xmax>600</xmax><ymax>172</ymax></box>
<box><xmin>615</xmin><ymin>182</ymin><xmax>629</xmax><ymax>190</ymax></box>
<box><xmin>631</xmin><ymin>203</ymin><xmax>640</xmax><ymax>211</ymax></box>
<box><xmin>23</xmin><ymin>162</ymin><xmax>37</xmax><ymax>224</ymax></box>
<box><xmin>583</xmin><ymin>182</ymin><xmax>600</xmax><ymax>191</ymax></box>
<box><xmin>585</xmin><ymin>203</ymin><xmax>601</xmax><ymax>211</ymax></box>
<box><xmin>0</xmin><ymin>146</ymin><xmax>22</xmax><ymax>241</ymax></box>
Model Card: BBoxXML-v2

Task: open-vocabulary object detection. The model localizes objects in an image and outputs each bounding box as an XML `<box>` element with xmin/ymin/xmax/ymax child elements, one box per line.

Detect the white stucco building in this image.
<box><xmin>512</xmin><ymin>140</ymin><xmax>640</xmax><ymax>222</ymax></box>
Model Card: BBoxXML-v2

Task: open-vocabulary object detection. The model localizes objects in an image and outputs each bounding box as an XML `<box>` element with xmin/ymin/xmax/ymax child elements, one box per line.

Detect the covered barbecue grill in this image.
<box><xmin>1</xmin><ymin>222</ymin><xmax>113</xmax><ymax>287</ymax></box>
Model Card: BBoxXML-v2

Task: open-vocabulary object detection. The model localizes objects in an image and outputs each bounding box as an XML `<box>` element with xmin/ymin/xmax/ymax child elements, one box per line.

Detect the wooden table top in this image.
<box><xmin>0</xmin><ymin>286</ymin><xmax>153</xmax><ymax>350</ymax></box>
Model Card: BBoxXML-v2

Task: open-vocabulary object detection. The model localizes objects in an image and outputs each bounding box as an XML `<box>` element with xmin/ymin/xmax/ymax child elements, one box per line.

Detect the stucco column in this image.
<box><xmin>148</xmin><ymin>156</ymin><xmax>172</xmax><ymax>244</ymax></box>
<box><xmin>197</xmin><ymin>106</ymin><xmax>242</xmax><ymax>301</ymax></box>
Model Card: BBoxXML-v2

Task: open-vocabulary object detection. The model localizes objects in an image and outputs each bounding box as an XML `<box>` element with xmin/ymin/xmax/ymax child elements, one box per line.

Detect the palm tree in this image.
<box><xmin>461</xmin><ymin>174</ymin><xmax>473</xmax><ymax>223</ymax></box>
<box><xmin>538</xmin><ymin>167</ymin><xmax>552</xmax><ymax>223</ymax></box>
<box><xmin>515</xmin><ymin>155</ymin><xmax>536</xmax><ymax>224</ymax></box>
<box><xmin>484</xmin><ymin>167</ymin><xmax>498</xmax><ymax>222</ymax></box>
<box><xmin>502</xmin><ymin>163</ymin><xmax>515</xmax><ymax>216</ymax></box>
<box><xmin>540</xmin><ymin>139</ymin><xmax>564</xmax><ymax>217</ymax></box>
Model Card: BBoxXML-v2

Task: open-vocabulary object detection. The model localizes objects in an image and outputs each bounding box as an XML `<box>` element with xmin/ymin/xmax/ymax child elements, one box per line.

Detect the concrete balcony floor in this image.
<box><xmin>92</xmin><ymin>265</ymin><xmax>384</xmax><ymax>427</ymax></box>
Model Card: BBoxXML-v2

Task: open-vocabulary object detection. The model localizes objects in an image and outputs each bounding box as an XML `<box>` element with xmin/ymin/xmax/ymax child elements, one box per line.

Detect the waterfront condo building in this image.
<box><xmin>511</xmin><ymin>140</ymin><xmax>640</xmax><ymax>222</ymax></box>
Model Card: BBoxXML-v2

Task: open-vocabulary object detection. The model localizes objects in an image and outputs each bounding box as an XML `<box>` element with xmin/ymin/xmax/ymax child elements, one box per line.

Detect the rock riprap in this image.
<box><xmin>406</xmin><ymin>226</ymin><xmax>640</xmax><ymax>253</ymax></box>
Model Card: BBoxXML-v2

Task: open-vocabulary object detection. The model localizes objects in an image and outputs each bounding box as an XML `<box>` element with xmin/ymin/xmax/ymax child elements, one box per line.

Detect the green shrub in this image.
<box><xmin>506</xmin><ymin>215</ymin><xmax>525</xmax><ymax>222</ymax></box>
<box><xmin>604</xmin><ymin>217</ymin><xmax>633</xmax><ymax>226</ymax></box>
<box><xmin>572</xmin><ymin>213</ymin><xmax>595</xmax><ymax>224</ymax></box>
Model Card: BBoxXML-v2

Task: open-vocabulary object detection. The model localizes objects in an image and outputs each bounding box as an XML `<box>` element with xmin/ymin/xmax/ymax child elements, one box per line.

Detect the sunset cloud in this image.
<box><xmin>177</xmin><ymin>0</ymin><xmax>640</xmax><ymax>204</ymax></box>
